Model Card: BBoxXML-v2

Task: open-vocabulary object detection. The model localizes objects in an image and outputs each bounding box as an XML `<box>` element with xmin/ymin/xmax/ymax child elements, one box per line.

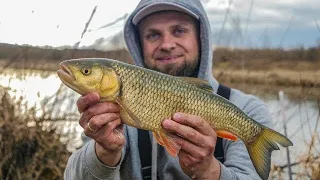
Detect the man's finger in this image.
<box><xmin>172</xmin><ymin>113</ymin><xmax>214</xmax><ymax>135</ymax></box>
<box><xmin>77</xmin><ymin>92</ymin><xmax>100</xmax><ymax>113</ymax></box>
<box><xmin>89</xmin><ymin>113</ymin><xmax>120</xmax><ymax>132</ymax></box>
<box><xmin>83</xmin><ymin>113</ymin><xmax>120</xmax><ymax>137</ymax></box>
<box><xmin>95</xmin><ymin>119</ymin><xmax>125</xmax><ymax>149</ymax></box>
<box><xmin>175</xmin><ymin>135</ymin><xmax>215</xmax><ymax>160</ymax></box>
<box><xmin>79</xmin><ymin>102</ymin><xmax>120</xmax><ymax>126</ymax></box>
<box><xmin>162</xmin><ymin>119</ymin><xmax>208</xmax><ymax>147</ymax></box>
<box><xmin>178</xmin><ymin>149</ymin><xmax>199</xmax><ymax>172</ymax></box>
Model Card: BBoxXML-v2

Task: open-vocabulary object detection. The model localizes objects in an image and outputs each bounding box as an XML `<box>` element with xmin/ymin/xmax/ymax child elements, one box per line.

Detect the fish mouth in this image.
<box><xmin>57</xmin><ymin>62</ymin><xmax>84</xmax><ymax>94</ymax></box>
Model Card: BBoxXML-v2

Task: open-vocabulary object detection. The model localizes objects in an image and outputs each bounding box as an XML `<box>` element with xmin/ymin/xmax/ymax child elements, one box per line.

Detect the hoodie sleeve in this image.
<box><xmin>64</xmin><ymin>139</ymin><xmax>125</xmax><ymax>180</ymax></box>
<box><xmin>219</xmin><ymin>96</ymin><xmax>273</xmax><ymax>180</ymax></box>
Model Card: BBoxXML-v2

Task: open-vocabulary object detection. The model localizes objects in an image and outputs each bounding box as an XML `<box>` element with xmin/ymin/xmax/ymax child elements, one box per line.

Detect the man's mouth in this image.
<box><xmin>156</xmin><ymin>55</ymin><xmax>183</xmax><ymax>61</ymax></box>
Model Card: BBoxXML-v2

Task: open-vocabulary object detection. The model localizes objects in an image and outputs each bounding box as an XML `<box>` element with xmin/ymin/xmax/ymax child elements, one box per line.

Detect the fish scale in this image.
<box><xmin>111</xmin><ymin>61</ymin><xmax>261</xmax><ymax>140</ymax></box>
<box><xmin>57</xmin><ymin>58</ymin><xmax>293</xmax><ymax>180</ymax></box>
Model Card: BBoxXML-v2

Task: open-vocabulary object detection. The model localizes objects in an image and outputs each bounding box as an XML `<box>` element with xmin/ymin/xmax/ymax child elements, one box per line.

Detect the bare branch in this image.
<box><xmin>279</xmin><ymin>16</ymin><xmax>294</xmax><ymax>48</ymax></box>
<box><xmin>315</xmin><ymin>18</ymin><xmax>320</xmax><ymax>32</ymax></box>
<box><xmin>275</xmin><ymin>155</ymin><xmax>319</xmax><ymax>170</ymax></box>
<box><xmin>73</xmin><ymin>5</ymin><xmax>98</xmax><ymax>49</ymax></box>
<box><xmin>81</xmin><ymin>5</ymin><xmax>98</xmax><ymax>39</ymax></box>
<box><xmin>244</xmin><ymin>0</ymin><xmax>255</xmax><ymax>45</ymax></box>
<box><xmin>217</xmin><ymin>0</ymin><xmax>233</xmax><ymax>45</ymax></box>
<box><xmin>89</xmin><ymin>13</ymin><xmax>128</xmax><ymax>32</ymax></box>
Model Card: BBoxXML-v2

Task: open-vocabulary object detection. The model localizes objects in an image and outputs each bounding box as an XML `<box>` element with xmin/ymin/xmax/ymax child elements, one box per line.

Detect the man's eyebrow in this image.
<box><xmin>170</xmin><ymin>23</ymin><xmax>193</xmax><ymax>29</ymax></box>
<box><xmin>175</xmin><ymin>22</ymin><xmax>190</xmax><ymax>26</ymax></box>
<box><xmin>142</xmin><ymin>28</ymin><xmax>160</xmax><ymax>34</ymax></box>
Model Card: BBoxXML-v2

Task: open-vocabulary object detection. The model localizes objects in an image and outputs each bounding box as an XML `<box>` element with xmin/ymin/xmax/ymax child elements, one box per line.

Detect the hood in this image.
<box><xmin>123</xmin><ymin>0</ymin><xmax>219</xmax><ymax>93</ymax></box>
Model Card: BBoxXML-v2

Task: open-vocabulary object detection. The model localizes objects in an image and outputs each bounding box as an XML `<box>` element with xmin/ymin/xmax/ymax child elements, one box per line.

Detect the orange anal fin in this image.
<box><xmin>152</xmin><ymin>131</ymin><xmax>165</xmax><ymax>147</ymax></box>
<box><xmin>216</xmin><ymin>130</ymin><xmax>238</xmax><ymax>141</ymax></box>
<box><xmin>153</xmin><ymin>130</ymin><xmax>181</xmax><ymax>157</ymax></box>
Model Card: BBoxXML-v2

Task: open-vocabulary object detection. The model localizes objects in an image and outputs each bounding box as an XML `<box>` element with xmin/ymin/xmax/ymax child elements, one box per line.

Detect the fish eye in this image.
<box><xmin>81</xmin><ymin>67</ymin><xmax>91</xmax><ymax>75</ymax></box>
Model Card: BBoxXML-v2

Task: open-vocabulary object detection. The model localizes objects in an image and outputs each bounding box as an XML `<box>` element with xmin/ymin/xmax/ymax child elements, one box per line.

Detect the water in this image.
<box><xmin>0</xmin><ymin>69</ymin><xmax>83</xmax><ymax>150</ymax></box>
<box><xmin>268</xmin><ymin>97</ymin><xmax>319</xmax><ymax>162</ymax></box>
<box><xmin>1</xmin><ymin>69</ymin><xmax>319</xmax><ymax>177</ymax></box>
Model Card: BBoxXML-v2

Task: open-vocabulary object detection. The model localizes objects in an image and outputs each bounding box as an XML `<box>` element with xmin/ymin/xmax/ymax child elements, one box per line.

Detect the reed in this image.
<box><xmin>0</xmin><ymin>86</ymin><xmax>71</xmax><ymax>180</ymax></box>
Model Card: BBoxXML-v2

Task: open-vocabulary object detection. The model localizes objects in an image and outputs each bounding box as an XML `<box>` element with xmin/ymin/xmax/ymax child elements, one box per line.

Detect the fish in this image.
<box><xmin>57</xmin><ymin>58</ymin><xmax>293</xmax><ymax>180</ymax></box>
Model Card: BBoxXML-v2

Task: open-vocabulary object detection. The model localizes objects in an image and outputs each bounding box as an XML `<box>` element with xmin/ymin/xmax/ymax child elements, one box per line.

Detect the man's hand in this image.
<box><xmin>162</xmin><ymin>113</ymin><xmax>221</xmax><ymax>180</ymax></box>
<box><xmin>77</xmin><ymin>92</ymin><xmax>125</xmax><ymax>167</ymax></box>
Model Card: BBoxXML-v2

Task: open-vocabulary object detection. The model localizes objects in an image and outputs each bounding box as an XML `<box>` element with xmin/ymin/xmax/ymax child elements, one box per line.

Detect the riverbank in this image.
<box><xmin>1</xmin><ymin>45</ymin><xmax>319</xmax><ymax>99</ymax></box>
<box><xmin>214</xmin><ymin>68</ymin><xmax>320</xmax><ymax>100</ymax></box>
<box><xmin>1</xmin><ymin>59</ymin><xmax>319</xmax><ymax>100</ymax></box>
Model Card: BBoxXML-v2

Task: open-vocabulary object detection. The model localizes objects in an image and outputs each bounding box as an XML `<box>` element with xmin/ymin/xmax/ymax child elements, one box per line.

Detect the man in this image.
<box><xmin>64</xmin><ymin>0</ymin><xmax>273</xmax><ymax>179</ymax></box>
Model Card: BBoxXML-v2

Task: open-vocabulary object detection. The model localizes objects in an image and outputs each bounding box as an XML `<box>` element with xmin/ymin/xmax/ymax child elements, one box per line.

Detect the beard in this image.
<box><xmin>144</xmin><ymin>58</ymin><xmax>200</xmax><ymax>77</ymax></box>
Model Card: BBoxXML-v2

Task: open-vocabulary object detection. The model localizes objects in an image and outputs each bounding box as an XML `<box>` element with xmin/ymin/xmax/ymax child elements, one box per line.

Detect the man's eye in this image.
<box><xmin>146</xmin><ymin>33</ymin><xmax>160</xmax><ymax>40</ymax></box>
<box><xmin>173</xmin><ymin>28</ymin><xmax>186</xmax><ymax>36</ymax></box>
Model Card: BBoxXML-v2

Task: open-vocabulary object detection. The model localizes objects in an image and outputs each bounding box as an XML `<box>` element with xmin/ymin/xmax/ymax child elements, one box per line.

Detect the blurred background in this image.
<box><xmin>0</xmin><ymin>0</ymin><xmax>319</xmax><ymax>179</ymax></box>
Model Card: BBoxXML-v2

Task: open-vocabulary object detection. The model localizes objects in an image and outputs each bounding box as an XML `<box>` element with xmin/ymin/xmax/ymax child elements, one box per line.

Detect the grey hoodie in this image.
<box><xmin>64</xmin><ymin>0</ymin><xmax>272</xmax><ymax>179</ymax></box>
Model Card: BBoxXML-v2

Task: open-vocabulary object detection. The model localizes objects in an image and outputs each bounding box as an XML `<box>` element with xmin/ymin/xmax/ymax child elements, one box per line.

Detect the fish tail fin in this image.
<box><xmin>153</xmin><ymin>129</ymin><xmax>181</xmax><ymax>157</ymax></box>
<box><xmin>246</xmin><ymin>127</ymin><xmax>293</xmax><ymax>180</ymax></box>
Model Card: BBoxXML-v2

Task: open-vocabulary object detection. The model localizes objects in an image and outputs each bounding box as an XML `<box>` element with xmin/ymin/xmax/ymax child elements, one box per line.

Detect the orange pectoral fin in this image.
<box><xmin>216</xmin><ymin>130</ymin><xmax>238</xmax><ymax>141</ymax></box>
<box><xmin>115</xmin><ymin>98</ymin><xmax>141</xmax><ymax>127</ymax></box>
<box><xmin>153</xmin><ymin>130</ymin><xmax>181</xmax><ymax>157</ymax></box>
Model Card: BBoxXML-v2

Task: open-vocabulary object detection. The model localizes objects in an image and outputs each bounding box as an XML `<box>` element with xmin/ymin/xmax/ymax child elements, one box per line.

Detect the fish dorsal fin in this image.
<box><xmin>116</xmin><ymin>98</ymin><xmax>141</xmax><ymax>127</ymax></box>
<box><xmin>180</xmin><ymin>77</ymin><xmax>213</xmax><ymax>93</ymax></box>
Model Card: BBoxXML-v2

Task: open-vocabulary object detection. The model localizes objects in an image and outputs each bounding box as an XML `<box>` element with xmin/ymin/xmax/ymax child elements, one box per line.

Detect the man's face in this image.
<box><xmin>138</xmin><ymin>11</ymin><xmax>200</xmax><ymax>77</ymax></box>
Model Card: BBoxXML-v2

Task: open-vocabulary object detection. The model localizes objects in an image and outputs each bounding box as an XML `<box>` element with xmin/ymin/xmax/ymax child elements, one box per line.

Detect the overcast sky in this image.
<box><xmin>0</xmin><ymin>0</ymin><xmax>319</xmax><ymax>49</ymax></box>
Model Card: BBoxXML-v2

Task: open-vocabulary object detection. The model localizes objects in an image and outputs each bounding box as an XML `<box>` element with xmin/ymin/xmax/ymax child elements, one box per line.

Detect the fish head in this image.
<box><xmin>57</xmin><ymin>59</ymin><xmax>120</xmax><ymax>101</ymax></box>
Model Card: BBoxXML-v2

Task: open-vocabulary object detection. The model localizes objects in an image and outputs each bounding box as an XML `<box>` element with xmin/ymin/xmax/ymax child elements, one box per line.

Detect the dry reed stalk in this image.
<box><xmin>0</xmin><ymin>86</ymin><xmax>71</xmax><ymax>180</ymax></box>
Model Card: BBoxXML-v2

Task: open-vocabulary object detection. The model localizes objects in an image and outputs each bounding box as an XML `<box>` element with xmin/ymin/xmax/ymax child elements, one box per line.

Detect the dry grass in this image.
<box><xmin>270</xmin><ymin>131</ymin><xmax>320</xmax><ymax>179</ymax></box>
<box><xmin>214</xmin><ymin>68</ymin><xmax>320</xmax><ymax>99</ymax></box>
<box><xmin>215</xmin><ymin>69</ymin><xmax>320</xmax><ymax>87</ymax></box>
<box><xmin>268</xmin><ymin>98</ymin><xmax>320</xmax><ymax>179</ymax></box>
<box><xmin>0</xmin><ymin>86</ymin><xmax>71</xmax><ymax>180</ymax></box>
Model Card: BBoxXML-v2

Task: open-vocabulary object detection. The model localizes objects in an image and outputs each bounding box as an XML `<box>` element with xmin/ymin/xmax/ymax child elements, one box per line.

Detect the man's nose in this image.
<box><xmin>159</xmin><ymin>35</ymin><xmax>176</xmax><ymax>51</ymax></box>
